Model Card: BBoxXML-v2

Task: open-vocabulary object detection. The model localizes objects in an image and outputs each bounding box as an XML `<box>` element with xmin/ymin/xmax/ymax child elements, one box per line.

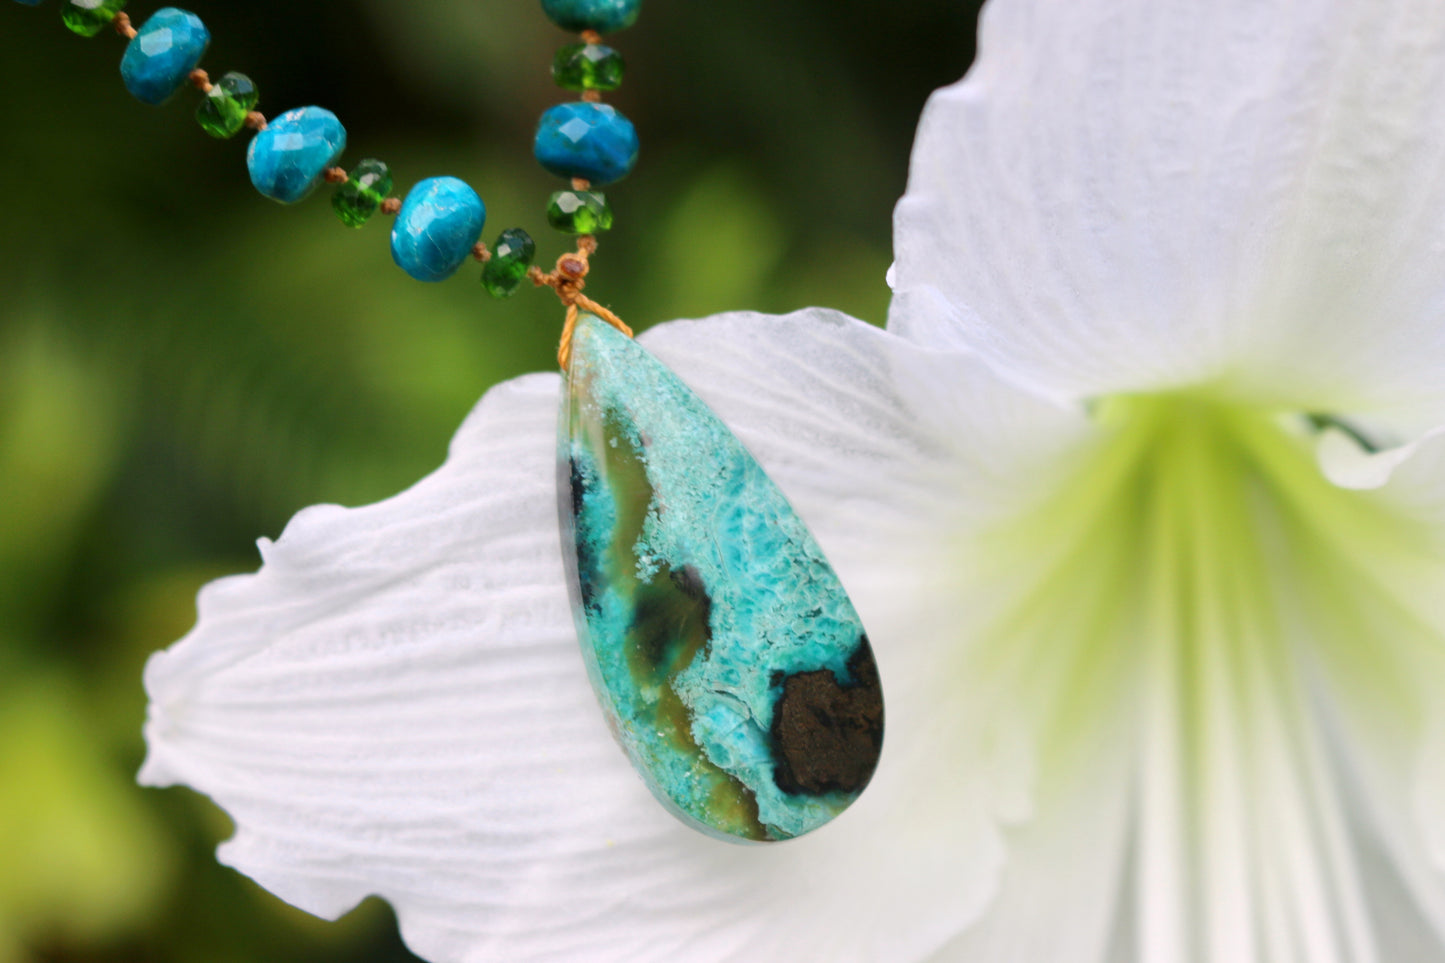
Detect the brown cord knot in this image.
<box><xmin>533</xmin><ymin>237</ymin><xmax>631</xmax><ymax>369</ymax></box>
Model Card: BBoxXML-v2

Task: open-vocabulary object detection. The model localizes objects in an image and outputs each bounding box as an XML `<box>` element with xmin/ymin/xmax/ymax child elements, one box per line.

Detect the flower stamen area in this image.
<box><xmin>959</xmin><ymin>393</ymin><xmax>1445</xmax><ymax>953</ymax></box>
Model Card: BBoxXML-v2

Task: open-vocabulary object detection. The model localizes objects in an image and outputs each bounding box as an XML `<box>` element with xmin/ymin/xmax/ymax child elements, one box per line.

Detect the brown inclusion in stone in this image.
<box><xmin>770</xmin><ymin>644</ymin><xmax>884</xmax><ymax>796</ymax></box>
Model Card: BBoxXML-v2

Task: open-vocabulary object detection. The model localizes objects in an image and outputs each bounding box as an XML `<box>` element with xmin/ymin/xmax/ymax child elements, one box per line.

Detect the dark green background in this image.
<box><xmin>0</xmin><ymin>1</ymin><xmax>980</xmax><ymax>959</ymax></box>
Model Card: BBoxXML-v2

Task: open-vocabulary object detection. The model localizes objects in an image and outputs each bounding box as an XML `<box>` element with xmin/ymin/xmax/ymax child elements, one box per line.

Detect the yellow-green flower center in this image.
<box><xmin>953</xmin><ymin>394</ymin><xmax>1445</xmax><ymax>949</ymax></box>
<box><xmin>976</xmin><ymin>394</ymin><xmax>1433</xmax><ymax>792</ymax></box>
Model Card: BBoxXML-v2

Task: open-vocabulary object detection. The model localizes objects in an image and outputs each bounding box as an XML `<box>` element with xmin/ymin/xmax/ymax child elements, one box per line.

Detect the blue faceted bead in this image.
<box><xmin>534</xmin><ymin>102</ymin><xmax>638</xmax><ymax>186</ymax></box>
<box><xmin>120</xmin><ymin>8</ymin><xmax>210</xmax><ymax>106</ymax></box>
<box><xmin>13</xmin><ymin>0</ymin><xmax>46</xmax><ymax>6</ymax></box>
<box><xmin>246</xmin><ymin>107</ymin><xmax>347</xmax><ymax>205</ymax></box>
<box><xmin>541</xmin><ymin>0</ymin><xmax>640</xmax><ymax>34</ymax></box>
<box><xmin>390</xmin><ymin>177</ymin><xmax>487</xmax><ymax>283</ymax></box>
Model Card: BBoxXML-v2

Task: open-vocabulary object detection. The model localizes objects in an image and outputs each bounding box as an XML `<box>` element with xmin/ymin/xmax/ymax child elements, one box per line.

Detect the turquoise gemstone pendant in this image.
<box><xmin>559</xmin><ymin>314</ymin><xmax>883</xmax><ymax>843</ymax></box>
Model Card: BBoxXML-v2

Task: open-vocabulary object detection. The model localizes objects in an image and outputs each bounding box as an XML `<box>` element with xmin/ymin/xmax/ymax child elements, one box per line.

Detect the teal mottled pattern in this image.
<box><xmin>540</xmin><ymin>0</ymin><xmax>640</xmax><ymax>34</ymax></box>
<box><xmin>559</xmin><ymin>314</ymin><xmax>882</xmax><ymax>843</ymax></box>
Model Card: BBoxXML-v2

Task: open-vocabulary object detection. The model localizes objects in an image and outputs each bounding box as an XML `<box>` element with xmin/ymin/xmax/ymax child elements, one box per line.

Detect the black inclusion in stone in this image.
<box><xmin>568</xmin><ymin>456</ymin><xmax>587</xmax><ymax>519</ymax></box>
<box><xmin>628</xmin><ymin>564</ymin><xmax>713</xmax><ymax>681</ymax></box>
<box><xmin>668</xmin><ymin>565</ymin><xmax>712</xmax><ymax>611</ymax></box>
<box><xmin>769</xmin><ymin>639</ymin><xmax>884</xmax><ymax>797</ymax></box>
<box><xmin>568</xmin><ymin>456</ymin><xmax>601</xmax><ymax>614</ymax></box>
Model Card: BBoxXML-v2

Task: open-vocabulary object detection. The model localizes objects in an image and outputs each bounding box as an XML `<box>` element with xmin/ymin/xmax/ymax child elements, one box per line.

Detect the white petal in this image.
<box><xmin>1320</xmin><ymin>678</ymin><xmax>1445</xmax><ymax>957</ymax></box>
<box><xmin>1330</xmin><ymin>425</ymin><xmax>1445</xmax><ymax>893</ymax></box>
<box><xmin>1319</xmin><ymin>421</ymin><xmax>1445</xmax><ymax>529</ymax></box>
<box><xmin>1317</xmin><ymin>428</ymin><xmax>1428</xmax><ymax>492</ymax></box>
<box><xmin>1293</xmin><ymin>491</ymin><xmax>1445</xmax><ymax>956</ymax></box>
<box><xmin>927</xmin><ymin>723</ymin><xmax>1135</xmax><ymax>962</ymax></box>
<box><xmin>892</xmin><ymin>0</ymin><xmax>1445</xmax><ymax>425</ymax></box>
<box><xmin>142</xmin><ymin>309</ymin><xmax>1094</xmax><ymax>962</ymax></box>
<box><xmin>1167</xmin><ymin>410</ymin><xmax>1445</xmax><ymax>961</ymax></box>
<box><xmin>900</xmin><ymin>394</ymin><xmax>1445</xmax><ymax>962</ymax></box>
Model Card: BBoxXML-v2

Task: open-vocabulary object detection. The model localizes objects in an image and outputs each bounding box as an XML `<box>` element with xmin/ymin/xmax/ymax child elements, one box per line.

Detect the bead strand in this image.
<box><xmin>482</xmin><ymin>0</ymin><xmax>642</xmax><ymax>298</ymax></box>
<box><xmin>529</xmin><ymin>0</ymin><xmax>642</xmax><ymax>363</ymax></box>
<box><xmin>532</xmin><ymin>1</ymin><xmax>640</xmax><ymax>239</ymax></box>
<box><xmin>16</xmin><ymin>0</ymin><xmax>497</xmax><ymax>284</ymax></box>
<box><xmin>9</xmin><ymin>0</ymin><xmax>645</xmax><ymax>338</ymax></box>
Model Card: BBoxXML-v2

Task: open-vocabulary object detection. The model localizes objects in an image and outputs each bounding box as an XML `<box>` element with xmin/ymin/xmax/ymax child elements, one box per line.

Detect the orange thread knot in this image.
<box><xmin>534</xmin><ymin>236</ymin><xmax>632</xmax><ymax>369</ymax></box>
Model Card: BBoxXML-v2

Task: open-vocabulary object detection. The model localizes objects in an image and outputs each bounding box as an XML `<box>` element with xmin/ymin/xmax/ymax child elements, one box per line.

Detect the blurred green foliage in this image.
<box><xmin>0</xmin><ymin>0</ymin><xmax>980</xmax><ymax>959</ymax></box>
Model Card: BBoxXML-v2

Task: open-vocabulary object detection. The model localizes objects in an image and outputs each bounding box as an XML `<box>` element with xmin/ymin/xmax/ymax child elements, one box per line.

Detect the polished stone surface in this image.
<box><xmin>481</xmin><ymin>227</ymin><xmax>536</xmax><ymax>298</ymax></box>
<box><xmin>331</xmin><ymin>158</ymin><xmax>392</xmax><ymax>227</ymax></box>
<box><xmin>63</xmin><ymin>0</ymin><xmax>128</xmax><ymax>38</ymax></box>
<box><xmin>120</xmin><ymin>7</ymin><xmax>210</xmax><ymax>105</ymax></box>
<box><xmin>552</xmin><ymin>42</ymin><xmax>624</xmax><ymax>92</ymax></box>
<box><xmin>559</xmin><ymin>314</ymin><xmax>883</xmax><ymax>843</ymax></box>
<box><xmin>534</xmin><ymin>102</ymin><xmax>638</xmax><ymax>187</ymax></box>
<box><xmin>246</xmin><ymin>106</ymin><xmax>346</xmax><ymax>204</ymax></box>
<box><xmin>546</xmin><ymin>189</ymin><xmax>612</xmax><ymax>234</ymax></box>
<box><xmin>389</xmin><ymin>177</ymin><xmax>486</xmax><ymax>283</ymax></box>
<box><xmin>541</xmin><ymin>0</ymin><xmax>640</xmax><ymax>34</ymax></box>
<box><xmin>195</xmin><ymin>71</ymin><xmax>257</xmax><ymax>140</ymax></box>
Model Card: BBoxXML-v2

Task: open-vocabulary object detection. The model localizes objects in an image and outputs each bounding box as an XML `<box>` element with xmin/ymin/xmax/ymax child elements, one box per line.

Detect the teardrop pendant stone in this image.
<box><xmin>559</xmin><ymin>314</ymin><xmax>883</xmax><ymax>843</ymax></box>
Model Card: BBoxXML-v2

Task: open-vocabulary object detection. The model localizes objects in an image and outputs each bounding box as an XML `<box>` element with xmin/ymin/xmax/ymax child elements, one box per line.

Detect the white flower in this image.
<box><xmin>141</xmin><ymin>0</ymin><xmax>1445</xmax><ymax>959</ymax></box>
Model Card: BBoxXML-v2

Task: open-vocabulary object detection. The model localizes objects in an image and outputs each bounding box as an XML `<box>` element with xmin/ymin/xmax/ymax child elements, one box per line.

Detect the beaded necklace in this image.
<box><xmin>21</xmin><ymin>0</ymin><xmax>634</xmax><ymax>358</ymax></box>
<box><xmin>10</xmin><ymin>0</ymin><xmax>884</xmax><ymax>845</ymax></box>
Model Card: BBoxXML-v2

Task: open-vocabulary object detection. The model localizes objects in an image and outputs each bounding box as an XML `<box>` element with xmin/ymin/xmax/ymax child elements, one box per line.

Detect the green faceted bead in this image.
<box><xmin>548</xmin><ymin>190</ymin><xmax>613</xmax><ymax>234</ymax></box>
<box><xmin>482</xmin><ymin>228</ymin><xmax>537</xmax><ymax>298</ymax></box>
<box><xmin>552</xmin><ymin>43</ymin><xmax>624</xmax><ymax>92</ymax></box>
<box><xmin>195</xmin><ymin>72</ymin><xmax>258</xmax><ymax>139</ymax></box>
<box><xmin>331</xmin><ymin>159</ymin><xmax>394</xmax><ymax>228</ymax></box>
<box><xmin>61</xmin><ymin>0</ymin><xmax>125</xmax><ymax>37</ymax></box>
